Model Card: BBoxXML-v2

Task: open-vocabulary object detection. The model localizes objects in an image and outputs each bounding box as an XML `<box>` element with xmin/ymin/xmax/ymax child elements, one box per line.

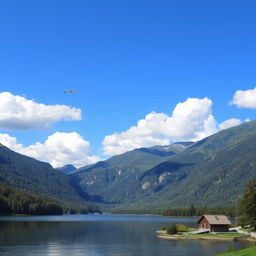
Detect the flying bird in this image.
<box><xmin>64</xmin><ymin>89</ymin><xmax>76</xmax><ymax>93</ymax></box>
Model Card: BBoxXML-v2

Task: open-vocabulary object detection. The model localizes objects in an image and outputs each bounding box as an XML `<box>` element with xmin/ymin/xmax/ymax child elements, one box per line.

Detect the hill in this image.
<box><xmin>0</xmin><ymin>144</ymin><xmax>100</xmax><ymax>213</ymax></box>
<box><xmin>71</xmin><ymin>121</ymin><xmax>256</xmax><ymax>211</ymax></box>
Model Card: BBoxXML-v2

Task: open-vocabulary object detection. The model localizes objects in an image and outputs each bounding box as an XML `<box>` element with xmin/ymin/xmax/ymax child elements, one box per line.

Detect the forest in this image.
<box><xmin>0</xmin><ymin>183</ymin><xmax>63</xmax><ymax>215</ymax></box>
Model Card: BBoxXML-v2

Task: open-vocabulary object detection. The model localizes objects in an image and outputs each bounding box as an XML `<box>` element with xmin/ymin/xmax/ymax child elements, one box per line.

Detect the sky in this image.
<box><xmin>0</xmin><ymin>0</ymin><xmax>256</xmax><ymax>168</ymax></box>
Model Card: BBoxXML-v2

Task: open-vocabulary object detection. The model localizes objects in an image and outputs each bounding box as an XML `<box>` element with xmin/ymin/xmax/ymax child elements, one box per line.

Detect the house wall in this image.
<box><xmin>210</xmin><ymin>225</ymin><xmax>229</xmax><ymax>232</ymax></box>
<box><xmin>198</xmin><ymin>217</ymin><xmax>210</xmax><ymax>229</ymax></box>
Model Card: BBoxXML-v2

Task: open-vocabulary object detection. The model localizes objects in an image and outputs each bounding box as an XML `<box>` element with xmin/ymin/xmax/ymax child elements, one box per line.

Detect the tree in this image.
<box><xmin>188</xmin><ymin>204</ymin><xmax>196</xmax><ymax>216</ymax></box>
<box><xmin>239</xmin><ymin>180</ymin><xmax>256</xmax><ymax>230</ymax></box>
<box><xmin>0</xmin><ymin>196</ymin><xmax>11</xmax><ymax>215</ymax></box>
<box><xmin>237</xmin><ymin>214</ymin><xmax>250</xmax><ymax>228</ymax></box>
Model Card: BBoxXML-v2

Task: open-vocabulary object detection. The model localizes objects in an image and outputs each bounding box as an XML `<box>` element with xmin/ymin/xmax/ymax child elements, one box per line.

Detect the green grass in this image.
<box><xmin>187</xmin><ymin>228</ymin><xmax>197</xmax><ymax>232</ymax></box>
<box><xmin>216</xmin><ymin>245</ymin><xmax>256</xmax><ymax>256</ymax></box>
<box><xmin>185</xmin><ymin>233</ymin><xmax>245</xmax><ymax>238</ymax></box>
<box><xmin>240</xmin><ymin>228</ymin><xmax>252</xmax><ymax>232</ymax></box>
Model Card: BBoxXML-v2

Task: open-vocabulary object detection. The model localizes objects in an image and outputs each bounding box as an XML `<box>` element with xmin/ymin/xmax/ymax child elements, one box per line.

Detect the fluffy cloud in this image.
<box><xmin>0</xmin><ymin>133</ymin><xmax>23</xmax><ymax>151</ymax></box>
<box><xmin>218</xmin><ymin>118</ymin><xmax>242</xmax><ymax>130</ymax></box>
<box><xmin>0</xmin><ymin>132</ymin><xmax>100</xmax><ymax>168</ymax></box>
<box><xmin>103</xmin><ymin>98</ymin><xmax>219</xmax><ymax>155</ymax></box>
<box><xmin>231</xmin><ymin>88</ymin><xmax>256</xmax><ymax>109</ymax></box>
<box><xmin>0</xmin><ymin>92</ymin><xmax>81</xmax><ymax>130</ymax></box>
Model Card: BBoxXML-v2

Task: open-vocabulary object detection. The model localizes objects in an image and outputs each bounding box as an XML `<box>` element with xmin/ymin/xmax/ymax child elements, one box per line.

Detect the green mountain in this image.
<box><xmin>71</xmin><ymin>142</ymin><xmax>193</xmax><ymax>206</ymax></box>
<box><xmin>72</xmin><ymin>121</ymin><xmax>256</xmax><ymax>211</ymax></box>
<box><xmin>0</xmin><ymin>144</ymin><xmax>100</xmax><ymax>213</ymax></box>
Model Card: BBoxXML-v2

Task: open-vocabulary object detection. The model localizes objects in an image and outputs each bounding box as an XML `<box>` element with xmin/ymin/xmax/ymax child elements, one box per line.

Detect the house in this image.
<box><xmin>197</xmin><ymin>215</ymin><xmax>231</xmax><ymax>232</ymax></box>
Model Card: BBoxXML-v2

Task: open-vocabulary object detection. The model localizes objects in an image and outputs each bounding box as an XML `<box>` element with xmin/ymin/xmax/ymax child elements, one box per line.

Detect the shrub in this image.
<box><xmin>176</xmin><ymin>224</ymin><xmax>188</xmax><ymax>232</ymax></box>
<box><xmin>167</xmin><ymin>224</ymin><xmax>178</xmax><ymax>235</ymax></box>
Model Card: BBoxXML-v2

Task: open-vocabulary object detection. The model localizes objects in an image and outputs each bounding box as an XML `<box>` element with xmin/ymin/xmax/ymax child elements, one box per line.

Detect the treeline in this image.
<box><xmin>0</xmin><ymin>183</ymin><xmax>63</xmax><ymax>215</ymax></box>
<box><xmin>162</xmin><ymin>205</ymin><xmax>236</xmax><ymax>217</ymax></box>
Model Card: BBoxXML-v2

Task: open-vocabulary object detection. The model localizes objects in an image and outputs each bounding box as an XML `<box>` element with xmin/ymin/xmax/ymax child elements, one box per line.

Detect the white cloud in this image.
<box><xmin>103</xmin><ymin>97</ymin><xmax>219</xmax><ymax>155</ymax></box>
<box><xmin>0</xmin><ymin>92</ymin><xmax>81</xmax><ymax>130</ymax></box>
<box><xmin>0</xmin><ymin>132</ymin><xmax>100</xmax><ymax>168</ymax></box>
<box><xmin>0</xmin><ymin>133</ymin><xmax>23</xmax><ymax>151</ymax></box>
<box><xmin>218</xmin><ymin>118</ymin><xmax>242</xmax><ymax>130</ymax></box>
<box><xmin>231</xmin><ymin>88</ymin><xmax>256</xmax><ymax>109</ymax></box>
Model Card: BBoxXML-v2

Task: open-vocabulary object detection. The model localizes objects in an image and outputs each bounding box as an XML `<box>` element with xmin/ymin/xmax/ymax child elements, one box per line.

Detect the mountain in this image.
<box><xmin>57</xmin><ymin>164</ymin><xmax>77</xmax><ymax>174</ymax></box>
<box><xmin>71</xmin><ymin>142</ymin><xmax>193</xmax><ymax>206</ymax></box>
<box><xmin>3</xmin><ymin>120</ymin><xmax>256</xmax><ymax>213</ymax></box>
<box><xmin>71</xmin><ymin>121</ymin><xmax>256</xmax><ymax>211</ymax></box>
<box><xmin>0</xmin><ymin>144</ymin><xmax>100</xmax><ymax>213</ymax></box>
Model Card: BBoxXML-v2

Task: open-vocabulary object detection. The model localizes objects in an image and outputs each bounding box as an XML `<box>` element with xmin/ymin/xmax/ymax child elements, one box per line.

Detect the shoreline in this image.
<box><xmin>156</xmin><ymin>230</ymin><xmax>249</xmax><ymax>241</ymax></box>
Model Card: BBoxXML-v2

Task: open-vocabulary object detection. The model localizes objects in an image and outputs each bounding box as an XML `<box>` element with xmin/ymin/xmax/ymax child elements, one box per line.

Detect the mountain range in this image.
<box><xmin>1</xmin><ymin>121</ymin><xmax>256</xmax><ymax>213</ymax></box>
<box><xmin>71</xmin><ymin>121</ymin><xmax>256</xmax><ymax>212</ymax></box>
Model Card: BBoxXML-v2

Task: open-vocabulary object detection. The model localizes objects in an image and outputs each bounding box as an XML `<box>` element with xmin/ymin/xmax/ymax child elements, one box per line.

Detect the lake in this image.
<box><xmin>0</xmin><ymin>214</ymin><xmax>248</xmax><ymax>256</ymax></box>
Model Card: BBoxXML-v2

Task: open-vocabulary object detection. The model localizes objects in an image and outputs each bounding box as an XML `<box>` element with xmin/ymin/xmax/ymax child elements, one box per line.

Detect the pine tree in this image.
<box><xmin>239</xmin><ymin>180</ymin><xmax>256</xmax><ymax>230</ymax></box>
<box><xmin>189</xmin><ymin>204</ymin><xmax>196</xmax><ymax>216</ymax></box>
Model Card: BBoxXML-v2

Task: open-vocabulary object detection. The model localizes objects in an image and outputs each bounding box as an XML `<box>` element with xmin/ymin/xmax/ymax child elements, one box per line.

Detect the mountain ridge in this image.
<box><xmin>71</xmin><ymin>121</ymin><xmax>256</xmax><ymax>211</ymax></box>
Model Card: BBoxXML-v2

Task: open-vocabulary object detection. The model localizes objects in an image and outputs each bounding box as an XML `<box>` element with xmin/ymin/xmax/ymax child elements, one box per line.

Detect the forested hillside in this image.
<box><xmin>0</xmin><ymin>144</ymin><xmax>100</xmax><ymax>213</ymax></box>
<box><xmin>0</xmin><ymin>183</ymin><xmax>63</xmax><ymax>215</ymax></box>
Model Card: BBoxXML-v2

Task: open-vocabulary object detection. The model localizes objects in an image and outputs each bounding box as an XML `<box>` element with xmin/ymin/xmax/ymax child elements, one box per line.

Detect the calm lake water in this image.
<box><xmin>0</xmin><ymin>214</ymin><xmax>248</xmax><ymax>256</ymax></box>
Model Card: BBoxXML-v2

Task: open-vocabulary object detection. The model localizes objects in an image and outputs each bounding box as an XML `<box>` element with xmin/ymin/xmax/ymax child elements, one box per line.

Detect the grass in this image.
<box><xmin>216</xmin><ymin>245</ymin><xmax>256</xmax><ymax>256</ymax></box>
<box><xmin>185</xmin><ymin>233</ymin><xmax>245</xmax><ymax>238</ymax></box>
<box><xmin>187</xmin><ymin>228</ymin><xmax>197</xmax><ymax>232</ymax></box>
<box><xmin>240</xmin><ymin>228</ymin><xmax>253</xmax><ymax>232</ymax></box>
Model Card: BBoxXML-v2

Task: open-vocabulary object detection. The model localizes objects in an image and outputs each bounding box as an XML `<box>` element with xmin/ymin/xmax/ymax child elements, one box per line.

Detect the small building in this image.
<box><xmin>197</xmin><ymin>215</ymin><xmax>231</xmax><ymax>232</ymax></box>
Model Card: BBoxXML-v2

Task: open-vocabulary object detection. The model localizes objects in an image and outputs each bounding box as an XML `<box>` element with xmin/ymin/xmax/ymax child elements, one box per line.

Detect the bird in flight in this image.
<box><xmin>64</xmin><ymin>89</ymin><xmax>76</xmax><ymax>93</ymax></box>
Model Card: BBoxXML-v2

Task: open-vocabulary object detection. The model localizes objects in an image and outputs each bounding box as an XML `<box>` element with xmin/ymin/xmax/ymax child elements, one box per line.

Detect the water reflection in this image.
<box><xmin>0</xmin><ymin>215</ymin><xmax>249</xmax><ymax>256</ymax></box>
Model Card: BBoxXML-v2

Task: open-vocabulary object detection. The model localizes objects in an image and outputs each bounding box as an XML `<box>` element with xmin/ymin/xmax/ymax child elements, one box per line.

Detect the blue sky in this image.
<box><xmin>0</xmin><ymin>0</ymin><xmax>256</xmax><ymax>167</ymax></box>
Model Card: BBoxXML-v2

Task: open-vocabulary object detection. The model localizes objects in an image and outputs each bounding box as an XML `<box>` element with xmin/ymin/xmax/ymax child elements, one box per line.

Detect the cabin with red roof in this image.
<box><xmin>197</xmin><ymin>215</ymin><xmax>231</xmax><ymax>232</ymax></box>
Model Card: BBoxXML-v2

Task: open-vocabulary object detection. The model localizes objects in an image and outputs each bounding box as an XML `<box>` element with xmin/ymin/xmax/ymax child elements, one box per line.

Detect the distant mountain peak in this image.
<box><xmin>56</xmin><ymin>164</ymin><xmax>77</xmax><ymax>174</ymax></box>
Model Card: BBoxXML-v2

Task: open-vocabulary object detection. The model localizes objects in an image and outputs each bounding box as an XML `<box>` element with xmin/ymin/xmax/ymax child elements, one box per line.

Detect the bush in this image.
<box><xmin>176</xmin><ymin>224</ymin><xmax>188</xmax><ymax>232</ymax></box>
<box><xmin>167</xmin><ymin>224</ymin><xmax>178</xmax><ymax>235</ymax></box>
